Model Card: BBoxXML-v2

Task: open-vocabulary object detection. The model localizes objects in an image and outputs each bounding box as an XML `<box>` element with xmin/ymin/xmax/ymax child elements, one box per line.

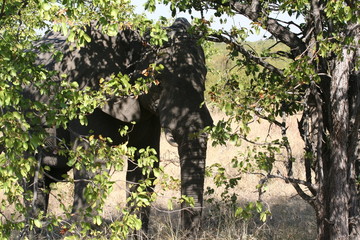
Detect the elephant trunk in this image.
<box><xmin>178</xmin><ymin>134</ymin><xmax>207</xmax><ymax>230</ymax></box>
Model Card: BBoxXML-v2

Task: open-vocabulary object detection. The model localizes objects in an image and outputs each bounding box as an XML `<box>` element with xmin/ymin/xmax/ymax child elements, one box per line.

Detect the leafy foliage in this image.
<box><xmin>0</xmin><ymin>0</ymin><xmax>171</xmax><ymax>238</ymax></box>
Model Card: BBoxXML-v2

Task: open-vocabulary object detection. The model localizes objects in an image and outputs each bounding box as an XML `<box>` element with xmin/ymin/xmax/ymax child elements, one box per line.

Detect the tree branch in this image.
<box><xmin>275</xmin><ymin>18</ymin><xmax>303</xmax><ymax>33</ymax></box>
<box><xmin>0</xmin><ymin>0</ymin><xmax>6</xmax><ymax>19</ymax></box>
<box><xmin>310</xmin><ymin>0</ymin><xmax>323</xmax><ymax>37</ymax></box>
<box><xmin>208</xmin><ymin>33</ymin><xmax>284</xmax><ymax>77</ymax></box>
<box><xmin>310</xmin><ymin>80</ymin><xmax>324</xmax><ymax>197</ymax></box>
<box><xmin>217</xmin><ymin>0</ymin><xmax>307</xmax><ymax>58</ymax></box>
<box><xmin>253</xmin><ymin>172</ymin><xmax>317</xmax><ymax>203</ymax></box>
<box><xmin>263</xmin><ymin>17</ymin><xmax>306</xmax><ymax>58</ymax></box>
<box><xmin>280</xmin><ymin>105</ymin><xmax>293</xmax><ymax>178</ymax></box>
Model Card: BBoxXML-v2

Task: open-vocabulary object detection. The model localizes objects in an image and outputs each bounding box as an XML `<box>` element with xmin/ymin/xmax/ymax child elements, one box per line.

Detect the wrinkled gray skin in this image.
<box><xmin>24</xmin><ymin>18</ymin><xmax>212</xmax><ymax>232</ymax></box>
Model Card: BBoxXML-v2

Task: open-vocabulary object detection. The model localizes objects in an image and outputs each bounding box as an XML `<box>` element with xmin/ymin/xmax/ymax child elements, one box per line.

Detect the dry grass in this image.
<box><xmin>144</xmin><ymin>110</ymin><xmax>316</xmax><ymax>239</ymax></box>
<box><xmin>3</xmin><ymin>110</ymin><xmax>317</xmax><ymax>239</ymax></box>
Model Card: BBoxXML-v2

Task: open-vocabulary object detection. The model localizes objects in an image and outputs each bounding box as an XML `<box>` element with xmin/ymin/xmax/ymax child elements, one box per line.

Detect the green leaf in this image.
<box><xmin>13</xmin><ymin>112</ymin><xmax>22</xmax><ymax>120</ymax></box>
<box><xmin>41</xmin><ymin>3</ymin><xmax>52</xmax><ymax>11</ymax></box>
<box><xmin>82</xmin><ymin>33</ymin><xmax>91</xmax><ymax>43</ymax></box>
<box><xmin>235</xmin><ymin>207</ymin><xmax>243</xmax><ymax>217</ymax></box>
<box><xmin>61</xmin><ymin>22</ymin><xmax>68</xmax><ymax>36</ymax></box>
<box><xmin>33</xmin><ymin>219</ymin><xmax>42</xmax><ymax>228</ymax></box>
<box><xmin>153</xmin><ymin>167</ymin><xmax>162</xmax><ymax>178</ymax></box>
<box><xmin>93</xmin><ymin>215</ymin><xmax>102</xmax><ymax>226</ymax></box>
<box><xmin>107</xmin><ymin>24</ymin><xmax>118</xmax><ymax>36</ymax></box>
<box><xmin>68</xmin><ymin>30</ymin><xmax>76</xmax><ymax>42</ymax></box>
<box><xmin>110</xmin><ymin>8</ymin><xmax>119</xmax><ymax>18</ymax></box>
<box><xmin>132</xmin><ymin>216</ymin><xmax>142</xmax><ymax>230</ymax></box>
<box><xmin>167</xmin><ymin>199</ymin><xmax>173</xmax><ymax>210</ymax></box>
<box><xmin>260</xmin><ymin>211</ymin><xmax>268</xmax><ymax>222</ymax></box>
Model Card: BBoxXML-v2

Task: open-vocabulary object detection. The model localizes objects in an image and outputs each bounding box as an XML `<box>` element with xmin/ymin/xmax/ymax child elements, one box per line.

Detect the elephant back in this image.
<box><xmin>24</xmin><ymin>23</ymin><xmax>146</xmax><ymax>104</ymax></box>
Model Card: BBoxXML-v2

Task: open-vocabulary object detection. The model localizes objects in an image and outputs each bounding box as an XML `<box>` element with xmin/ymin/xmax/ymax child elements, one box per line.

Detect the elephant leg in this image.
<box><xmin>126</xmin><ymin>114</ymin><xmax>161</xmax><ymax>233</ymax></box>
<box><xmin>70</xmin><ymin>137</ymin><xmax>96</xmax><ymax>220</ymax></box>
<box><xmin>30</xmin><ymin>164</ymin><xmax>70</xmax><ymax>217</ymax></box>
<box><xmin>180</xmin><ymin>157</ymin><xmax>205</xmax><ymax>230</ymax></box>
<box><xmin>32</xmin><ymin>126</ymin><xmax>71</xmax><ymax>216</ymax></box>
<box><xmin>29</xmin><ymin>169</ymin><xmax>50</xmax><ymax>218</ymax></box>
<box><xmin>72</xmin><ymin>166</ymin><xmax>95</xmax><ymax>219</ymax></box>
<box><xmin>126</xmin><ymin>157</ymin><xmax>160</xmax><ymax>232</ymax></box>
<box><xmin>70</xmin><ymin>134</ymin><xmax>109</xmax><ymax>222</ymax></box>
<box><xmin>178</xmin><ymin>138</ymin><xmax>207</xmax><ymax>231</ymax></box>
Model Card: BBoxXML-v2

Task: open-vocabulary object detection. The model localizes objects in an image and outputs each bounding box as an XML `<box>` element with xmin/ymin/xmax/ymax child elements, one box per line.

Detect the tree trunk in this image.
<box><xmin>315</xmin><ymin>38</ymin><xmax>359</xmax><ymax>239</ymax></box>
<box><xmin>326</xmin><ymin>54</ymin><xmax>350</xmax><ymax>240</ymax></box>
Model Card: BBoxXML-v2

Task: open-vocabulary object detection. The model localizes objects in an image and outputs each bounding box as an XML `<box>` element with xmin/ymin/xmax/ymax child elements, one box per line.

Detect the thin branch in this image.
<box><xmin>265</xmin><ymin>121</ymin><xmax>272</xmax><ymax>141</ymax></box>
<box><xmin>310</xmin><ymin>0</ymin><xmax>324</xmax><ymax>41</ymax></box>
<box><xmin>151</xmin><ymin>205</ymin><xmax>204</xmax><ymax>214</ymax></box>
<box><xmin>255</xmin><ymin>112</ymin><xmax>283</xmax><ymax>127</ymax></box>
<box><xmin>310</xmin><ymin>81</ymin><xmax>324</xmax><ymax>187</ymax></box>
<box><xmin>31</xmin><ymin>153</ymin><xmax>42</xmax><ymax>211</ymax></box>
<box><xmin>253</xmin><ymin>172</ymin><xmax>317</xmax><ymax>203</ymax></box>
<box><xmin>299</xmin><ymin>88</ymin><xmax>316</xmax><ymax>193</ymax></box>
<box><xmin>43</xmin><ymin>172</ymin><xmax>92</xmax><ymax>183</ymax></box>
<box><xmin>280</xmin><ymin>105</ymin><xmax>294</xmax><ymax>178</ymax></box>
<box><xmin>208</xmin><ymin>33</ymin><xmax>285</xmax><ymax>77</ymax></box>
<box><xmin>267</xmin><ymin>40</ymin><xmax>282</xmax><ymax>51</ymax></box>
<box><xmin>0</xmin><ymin>0</ymin><xmax>5</xmax><ymax>19</ymax></box>
<box><xmin>275</xmin><ymin>18</ymin><xmax>303</xmax><ymax>33</ymax></box>
<box><xmin>227</xmin><ymin>0</ymin><xmax>306</xmax><ymax>58</ymax></box>
<box><xmin>0</xmin><ymin>210</ymin><xmax>9</xmax><ymax>222</ymax></box>
<box><xmin>238</xmin><ymin>135</ymin><xmax>275</xmax><ymax>146</ymax></box>
<box><xmin>16</xmin><ymin>0</ymin><xmax>29</xmax><ymax>40</ymax></box>
<box><xmin>302</xmin><ymin>26</ymin><xmax>315</xmax><ymax>44</ymax></box>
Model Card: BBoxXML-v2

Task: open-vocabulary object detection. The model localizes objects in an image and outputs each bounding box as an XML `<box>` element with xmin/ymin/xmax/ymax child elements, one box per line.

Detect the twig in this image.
<box><xmin>268</xmin><ymin>40</ymin><xmax>282</xmax><ymax>51</ymax></box>
<box><xmin>43</xmin><ymin>171</ymin><xmax>93</xmax><ymax>183</ymax></box>
<box><xmin>207</xmin><ymin>33</ymin><xmax>285</xmax><ymax>77</ymax></box>
<box><xmin>31</xmin><ymin>152</ymin><xmax>42</xmax><ymax>212</ymax></box>
<box><xmin>264</xmin><ymin>121</ymin><xmax>272</xmax><ymax>142</ymax></box>
<box><xmin>151</xmin><ymin>205</ymin><xmax>204</xmax><ymax>214</ymax></box>
<box><xmin>280</xmin><ymin>104</ymin><xmax>294</xmax><ymax>177</ymax></box>
<box><xmin>275</xmin><ymin>18</ymin><xmax>303</xmax><ymax>33</ymax></box>
<box><xmin>0</xmin><ymin>210</ymin><xmax>9</xmax><ymax>222</ymax></box>
<box><xmin>16</xmin><ymin>1</ymin><xmax>29</xmax><ymax>40</ymax></box>
<box><xmin>252</xmin><ymin>171</ymin><xmax>317</xmax><ymax>198</ymax></box>
<box><xmin>0</xmin><ymin>0</ymin><xmax>5</xmax><ymax>19</ymax></box>
<box><xmin>238</xmin><ymin>135</ymin><xmax>275</xmax><ymax>146</ymax></box>
<box><xmin>255</xmin><ymin>112</ymin><xmax>282</xmax><ymax>127</ymax></box>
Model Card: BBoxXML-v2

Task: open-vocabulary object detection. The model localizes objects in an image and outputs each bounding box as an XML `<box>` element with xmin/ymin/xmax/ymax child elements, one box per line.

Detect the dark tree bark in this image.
<box><xmin>327</xmin><ymin>51</ymin><xmax>351</xmax><ymax>240</ymax></box>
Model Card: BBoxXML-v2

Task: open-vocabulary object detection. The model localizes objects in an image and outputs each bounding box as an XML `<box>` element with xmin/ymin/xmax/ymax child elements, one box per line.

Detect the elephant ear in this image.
<box><xmin>100</xmin><ymin>97</ymin><xmax>141</xmax><ymax>122</ymax></box>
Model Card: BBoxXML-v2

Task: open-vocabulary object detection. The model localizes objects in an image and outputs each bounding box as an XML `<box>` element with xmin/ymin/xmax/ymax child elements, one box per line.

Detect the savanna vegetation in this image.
<box><xmin>0</xmin><ymin>0</ymin><xmax>359</xmax><ymax>239</ymax></box>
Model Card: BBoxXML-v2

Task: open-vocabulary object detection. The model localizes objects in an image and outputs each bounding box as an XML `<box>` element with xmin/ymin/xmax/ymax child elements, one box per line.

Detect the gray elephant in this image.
<box><xmin>24</xmin><ymin>18</ymin><xmax>212</xmax><ymax>232</ymax></box>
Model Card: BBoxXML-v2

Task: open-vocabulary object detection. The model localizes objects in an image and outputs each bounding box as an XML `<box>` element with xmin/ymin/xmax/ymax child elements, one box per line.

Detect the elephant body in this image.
<box><xmin>26</xmin><ymin>18</ymin><xmax>212</xmax><ymax>232</ymax></box>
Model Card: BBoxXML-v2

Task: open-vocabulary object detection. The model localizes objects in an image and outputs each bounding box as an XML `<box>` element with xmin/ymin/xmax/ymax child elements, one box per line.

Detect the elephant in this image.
<box><xmin>23</xmin><ymin>18</ymin><xmax>213</xmax><ymax>232</ymax></box>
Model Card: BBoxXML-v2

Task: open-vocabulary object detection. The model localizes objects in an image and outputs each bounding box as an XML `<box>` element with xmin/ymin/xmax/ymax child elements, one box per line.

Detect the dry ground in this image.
<box><xmin>44</xmin><ymin>110</ymin><xmax>316</xmax><ymax>239</ymax></box>
<box><xmin>1</xmin><ymin>110</ymin><xmax>316</xmax><ymax>239</ymax></box>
